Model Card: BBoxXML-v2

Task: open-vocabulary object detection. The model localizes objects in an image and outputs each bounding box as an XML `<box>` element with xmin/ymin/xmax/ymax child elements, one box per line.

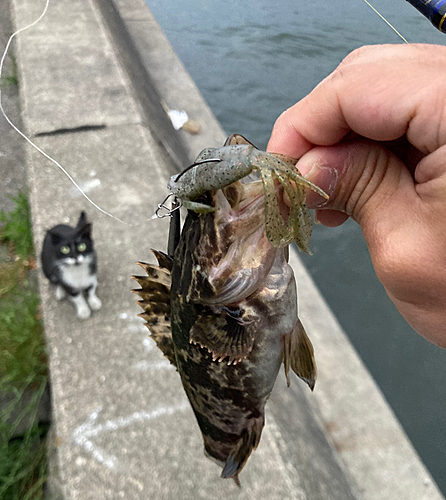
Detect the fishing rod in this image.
<box><xmin>406</xmin><ymin>0</ymin><xmax>446</xmax><ymax>33</ymax></box>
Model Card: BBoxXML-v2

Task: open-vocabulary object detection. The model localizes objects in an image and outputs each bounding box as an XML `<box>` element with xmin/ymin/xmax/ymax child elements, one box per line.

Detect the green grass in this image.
<box><xmin>0</xmin><ymin>192</ymin><xmax>48</xmax><ymax>499</ymax></box>
<box><xmin>0</xmin><ymin>192</ymin><xmax>34</xmax><ymax>259</ymax></box>
<box><xmin>0</xmin><ymin>288</ymin><xmax>46</xmax><ymax>386</ymax></box>
<box><xmin>0</xmin><ymin>52</ymin><xmax>18</xmax><ymax>88</ymax></box>
<box><xmin>0</xmin><ymin>383</ymin><xmax>48</xmax><ymax>500</ymax></box>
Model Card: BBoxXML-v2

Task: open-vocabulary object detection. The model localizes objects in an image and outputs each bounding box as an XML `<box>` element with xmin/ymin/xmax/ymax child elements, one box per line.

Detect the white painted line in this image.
<box><xmin>72</xmin><ymin>402</ymin><xmax>189</xmax><ymax>468</ymax></box>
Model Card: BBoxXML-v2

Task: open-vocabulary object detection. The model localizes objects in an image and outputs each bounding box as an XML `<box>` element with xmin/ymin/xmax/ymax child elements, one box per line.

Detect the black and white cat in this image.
<box><xmin>41</xmin><ymin>211</ymin><xmax>102</xmax><ymax>320</ymax></box>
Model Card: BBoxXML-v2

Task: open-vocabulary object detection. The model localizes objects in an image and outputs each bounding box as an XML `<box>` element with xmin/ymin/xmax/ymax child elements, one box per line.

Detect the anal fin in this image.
<box><xmin>283</xmin><ymin>318</ymin><xmax>316</xmax><ymax>390</ymax></box>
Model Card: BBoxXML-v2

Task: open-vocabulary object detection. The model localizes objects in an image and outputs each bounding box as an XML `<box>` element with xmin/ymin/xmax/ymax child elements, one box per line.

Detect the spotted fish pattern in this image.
<box><xmin>133</xmin><ymin>135</ymin><xmax>317</xmax><ymax>484</ymax></box>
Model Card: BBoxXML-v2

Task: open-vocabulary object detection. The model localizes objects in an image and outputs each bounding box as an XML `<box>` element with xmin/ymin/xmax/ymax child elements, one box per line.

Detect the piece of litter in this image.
<box><xmin>168</xmin><ymin>109</ymin><xmax>188</xmax><ymax>130</ymax></box>
<box><xmin>181</xmin><ymin>119</ymin><xmax>201</xmax><ymax>135</ymax></box>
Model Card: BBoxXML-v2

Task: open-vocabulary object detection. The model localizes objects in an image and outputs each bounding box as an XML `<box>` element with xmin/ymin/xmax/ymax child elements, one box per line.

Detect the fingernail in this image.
<box><xmin>298</xmin><ymin>163</ymin><xmax>338</xmax><ymax>208</ymax></box>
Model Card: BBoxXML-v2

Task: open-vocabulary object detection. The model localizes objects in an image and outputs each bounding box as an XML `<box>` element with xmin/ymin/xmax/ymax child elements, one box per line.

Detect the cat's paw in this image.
<box><xmin>55</xmin><ymin>286</ymin><xmax>66</xmax><ymax>301</ymax></box>
<box><xmin>88</xmin><ymin>294</ymin><xmax>102</xmax><ymax>311</ymax></box>
<box><xmin>76</xmin><ymin>304</ymin><xmax>91</xmax><ymax>320</ymax></box>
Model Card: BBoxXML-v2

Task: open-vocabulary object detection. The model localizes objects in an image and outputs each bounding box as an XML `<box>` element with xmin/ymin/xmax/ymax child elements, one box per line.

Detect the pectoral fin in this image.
<box><xmin>190</xmin><ymin>306</ymin><xmax>255</xmax><ymax>364</ymax></box>
<box><xmin>283</xmin><ymin>319</ymin><xmax>316</xmax><ymax>390</ymax></box>
<box><xmin>132</xmin><ymin>254</ymin><xmax>177</xmax><ymax>367</ymax></box>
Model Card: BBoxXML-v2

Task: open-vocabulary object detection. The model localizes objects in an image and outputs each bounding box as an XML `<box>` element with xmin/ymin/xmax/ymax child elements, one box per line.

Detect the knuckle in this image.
<box><xmin>338</xmin><ymin>45</ymin><xmax>375</xmax><ymax>67</ymax></box>
<box><xmin>370</xmin><ymin>226</ymin><xmax>437</xmax><ymax>303</ymax></box>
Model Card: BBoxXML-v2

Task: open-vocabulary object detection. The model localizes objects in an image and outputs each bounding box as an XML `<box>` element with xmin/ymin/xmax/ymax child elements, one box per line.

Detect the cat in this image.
<box><xmin>41</xmin><ymin>211</ymin><xmax>102</xmax><ymax>320</ymax></box>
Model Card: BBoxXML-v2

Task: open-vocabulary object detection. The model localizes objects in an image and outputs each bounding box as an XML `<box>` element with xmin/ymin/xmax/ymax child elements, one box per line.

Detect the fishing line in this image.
<box><xmin>0</xmin><ymin>0</ymin><xmax>142</xmax><ymax>226</ymax></box>
<box><xmin>361</xmin><ymin>0</ymin><xmax>409</xmax><ymax>43</ymax></box>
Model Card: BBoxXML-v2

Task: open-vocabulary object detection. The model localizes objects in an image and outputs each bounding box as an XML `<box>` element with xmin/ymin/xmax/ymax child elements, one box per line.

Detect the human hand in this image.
<box><xmin>268</xmin><ymin>44</ymin><xmax>446</xmax><ymax>347</ymax></box>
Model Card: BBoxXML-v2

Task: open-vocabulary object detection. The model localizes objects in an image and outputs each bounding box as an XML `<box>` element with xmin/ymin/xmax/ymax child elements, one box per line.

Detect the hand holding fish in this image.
<box><xmin>268</xmin><ymin>43</ymin><xmax>446</xmax><ymax>347</ymax></box>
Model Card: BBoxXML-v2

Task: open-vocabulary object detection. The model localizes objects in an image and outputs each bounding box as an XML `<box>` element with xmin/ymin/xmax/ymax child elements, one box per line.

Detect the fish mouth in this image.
<box><xmin>237</xmin><ymin>192</ymin><xmax>264</xmax><ymax>215</ymax></box>
<box><xmin>224</xmin><ymin>179</ymin><xmax>290</xmax><ymax>227</ymax></box>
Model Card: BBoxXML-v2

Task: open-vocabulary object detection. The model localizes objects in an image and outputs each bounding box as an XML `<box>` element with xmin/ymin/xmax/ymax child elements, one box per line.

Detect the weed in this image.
<box><xmin>0</xmin><ymin>192</ymin><xmax>34</xmax><ymax>259</ymax></box>
<box><xmin>0</xmin><ymin>53</ymin><xmax>18</xmax><ymax>88</ymax></box>
<box><xmin>0</xmin><ymin>192</ymin><xmax>48</xmax><ymax>499</ymax></box>
<box><xmin>0</xmin><ymin>288</ymin><xmax>47</xmax><ymax>387</ymax></box>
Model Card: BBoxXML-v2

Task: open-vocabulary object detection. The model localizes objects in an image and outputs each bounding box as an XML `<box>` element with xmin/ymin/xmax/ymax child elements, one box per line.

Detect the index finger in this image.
<box><xmin>267</xmin><ymin>44</ymin><xmax>446</xmax><ymax>158</ymax></box>
<box><xmin>267</xmin><ymin>84</ymin><xmax>351</xmax><ymax>158</ymax></box>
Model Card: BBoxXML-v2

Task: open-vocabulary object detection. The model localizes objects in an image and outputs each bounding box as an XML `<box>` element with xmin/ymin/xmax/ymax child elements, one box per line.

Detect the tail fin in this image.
<box><xmin>221</xmin><ymin>416</ymin><xmax>264</xmax><ymax>481</ymax></box>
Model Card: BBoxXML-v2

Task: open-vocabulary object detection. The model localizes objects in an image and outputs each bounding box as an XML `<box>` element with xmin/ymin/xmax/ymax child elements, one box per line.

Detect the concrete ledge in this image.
<box><xmin>9</xmin><ymin>0</ymin><xmax>444</xmax><ymax>499</ymax></box>
<box><xmin>93</xmin><ymin>0</ymin><xmax>189</xmax><ymax>170</ymax></box>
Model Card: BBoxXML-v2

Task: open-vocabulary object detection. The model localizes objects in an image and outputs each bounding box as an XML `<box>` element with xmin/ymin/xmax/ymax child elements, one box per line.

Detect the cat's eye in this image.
<box><xmin>77</xmin><ymin>242</ymin><xmax>87</xmax><ymax>252</ymax></box>
<box><xmin>60</xmin><ymin>245</ymin><xmax>70</xmax><ymax>255</ymax></box>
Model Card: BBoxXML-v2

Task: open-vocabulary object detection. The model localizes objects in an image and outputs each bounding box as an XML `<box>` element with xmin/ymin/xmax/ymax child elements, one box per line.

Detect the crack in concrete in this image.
<box><xmin>34</xmin><ymin>124</ymin><xmax>107</xmax><ymax>137</ymax></box>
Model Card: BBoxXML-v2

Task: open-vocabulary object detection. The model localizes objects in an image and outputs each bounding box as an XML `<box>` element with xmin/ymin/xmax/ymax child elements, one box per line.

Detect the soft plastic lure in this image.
<box><xmin>168</xmin><ymin>134</ymin><xmax>328</xmax><ymax>251</ymax></box>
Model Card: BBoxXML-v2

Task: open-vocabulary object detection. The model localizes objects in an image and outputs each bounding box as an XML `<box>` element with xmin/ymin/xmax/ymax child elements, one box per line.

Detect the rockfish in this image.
<box><xmin>133</xmin><ymin>135</ymin><xmax>319</xmax><ymax>484</ymax></box>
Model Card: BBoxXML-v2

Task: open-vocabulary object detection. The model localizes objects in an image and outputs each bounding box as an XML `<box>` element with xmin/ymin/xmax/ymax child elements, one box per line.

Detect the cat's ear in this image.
<box><xmin>77</xmin><ymin>223</ymin><xmax>92</xmax><ymax>239</ymax></box>
<box><xmin>76</xmin><ymin>211</ymin><xmax>92</xmax><ymax>238</ymax></box>
<box><xmin>76</xmin><ymin>211</ymin><xmax>88</xmax><ymax>228</ymax></box>
<box><xmin>48</xmin><ymin>229</ymin><xmax>62</xmax><ymax>245</ymax></box>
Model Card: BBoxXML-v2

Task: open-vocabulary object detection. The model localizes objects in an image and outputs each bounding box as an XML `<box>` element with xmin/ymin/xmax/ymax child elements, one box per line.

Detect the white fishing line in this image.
<box><xmin>362</xmin><ymin>0</ymin><xmax>409</xmax><ymax>43</ymax></box>
<box><xmin>0</xmin><ymin>0</ymin><xmax>139</xmax><ymax>226</ymax></box>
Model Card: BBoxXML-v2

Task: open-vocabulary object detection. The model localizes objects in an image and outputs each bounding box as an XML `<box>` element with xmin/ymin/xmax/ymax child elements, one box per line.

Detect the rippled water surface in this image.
<box><xmin>145</xmin><ymin>0</ymin><xmax>446</xmax><ymax>493</ymax></box>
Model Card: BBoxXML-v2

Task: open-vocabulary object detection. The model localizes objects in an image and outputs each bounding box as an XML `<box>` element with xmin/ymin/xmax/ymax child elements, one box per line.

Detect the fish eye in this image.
<box><xmin>60</xmin><ymin>245</ymin><xmax>70</xmax><ymax>255</ymax></box>
<box><xmin>77</xmin><ymin>242</ymin><xmax>87</xmax><ymax>252</ymax></box>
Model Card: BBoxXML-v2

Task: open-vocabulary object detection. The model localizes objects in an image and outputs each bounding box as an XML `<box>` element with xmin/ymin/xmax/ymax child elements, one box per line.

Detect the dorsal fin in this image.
<box><xmin>151</xmin><ymin>249</ymin><xmax>173</xmax><ymax>272</ymax></box>
<box><xmin>132</xmin><ymin>257</ymin><xmax>176</xmax><ymax>367</ymax></box>
<box><xmin>224</xmin><ymin>134</ymin><xmax>257</xmax><ymax>147</ymax></box>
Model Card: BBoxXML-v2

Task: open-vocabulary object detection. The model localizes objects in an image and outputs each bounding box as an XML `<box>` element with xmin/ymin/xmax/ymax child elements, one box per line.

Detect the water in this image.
<box><xmin>145</xmin><ymin>0</ymin><xmax>446</xmax><ymax>493</ymax></box>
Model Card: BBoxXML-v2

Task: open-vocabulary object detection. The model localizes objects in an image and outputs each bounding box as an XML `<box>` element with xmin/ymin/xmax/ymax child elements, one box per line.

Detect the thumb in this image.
<box><xmin>294</xmin><ymin>140</ymin><xmax>446</xmax><ymax>345</ymax></box>
<box><xmin>296</xmin><ymin>140</ymin><xmax>417</xmax><ymax>235</ymax></box>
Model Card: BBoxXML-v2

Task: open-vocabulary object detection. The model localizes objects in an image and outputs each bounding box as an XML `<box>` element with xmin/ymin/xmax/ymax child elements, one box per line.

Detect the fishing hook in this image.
<box><xmin>155</xmin><ymin>193</ymin><xmax>183</xmax><ymax>219</ymax></box>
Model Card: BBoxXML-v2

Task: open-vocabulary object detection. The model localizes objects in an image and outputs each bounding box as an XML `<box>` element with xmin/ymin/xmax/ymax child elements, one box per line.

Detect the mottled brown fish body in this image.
<box><xmin>171</xmin><ymin>219</ymin><xmax>279</xmax><ymax>475</ymax></box>
<box><xmin>169</xmin><ymin>182</ymin><xmax>315</xmax><ymax>481</ymax></box>
<box><xmin>133</xmin><ymin>135</ymin><xmax>317</xmax><ymax>484</ymax></box>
